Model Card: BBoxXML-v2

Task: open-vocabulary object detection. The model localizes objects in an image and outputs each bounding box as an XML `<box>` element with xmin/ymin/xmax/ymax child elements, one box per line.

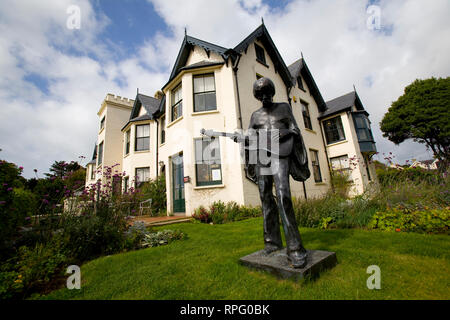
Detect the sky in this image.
<box><xmin>0</xmin><ymin>0</ymin><xmax>449</xmax><ymax>178</ymax></box>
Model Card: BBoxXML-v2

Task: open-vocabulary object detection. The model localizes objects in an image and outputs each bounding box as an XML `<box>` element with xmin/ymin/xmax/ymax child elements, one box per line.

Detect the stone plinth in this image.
<box><xmin>239</xmin><ymin>249</ymin><xmax>337</xmax><ymax>280</ymax></box>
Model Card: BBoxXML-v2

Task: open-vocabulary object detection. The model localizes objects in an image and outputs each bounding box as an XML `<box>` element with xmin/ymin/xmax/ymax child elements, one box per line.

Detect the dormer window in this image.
<box><xmin>297</xmin><ymin>76</ymin><xmax>305</xmax><ymax>91</ymax></box>
<box><xmin>255</xmin><ymin>43</ymin><xmax>266</xmax><ymax>65</ymax></box>
<box><xmin>301</xmin><ymin>101</ymin><xmax>312</xmax><ymax>130</ymax></box>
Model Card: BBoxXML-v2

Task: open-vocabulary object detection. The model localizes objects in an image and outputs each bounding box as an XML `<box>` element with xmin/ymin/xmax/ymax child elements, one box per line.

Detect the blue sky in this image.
<box><xmin>0</xmin><ymin>0</ymin><xmax>449</xmax><ymax>178</ymax></box>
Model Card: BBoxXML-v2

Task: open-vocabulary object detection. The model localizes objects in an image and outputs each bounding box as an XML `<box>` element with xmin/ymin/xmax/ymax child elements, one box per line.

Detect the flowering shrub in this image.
<box><xmin>369</xmin><ymin>205</ymin><xmax>449</xmax><ymax>234</ymax></box>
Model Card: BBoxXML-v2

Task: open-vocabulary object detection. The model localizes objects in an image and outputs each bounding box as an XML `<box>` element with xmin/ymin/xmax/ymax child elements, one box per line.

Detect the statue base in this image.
<box><xmin>239</xmin><ymin>249</ymin><xmax>337</xmax><ymax>280</ymax></box>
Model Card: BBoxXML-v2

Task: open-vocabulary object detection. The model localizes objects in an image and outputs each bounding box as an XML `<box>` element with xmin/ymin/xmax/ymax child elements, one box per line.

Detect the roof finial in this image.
<box><xmin>261</xmin><ymin>17</ymin><xmax>264</xmax><ymax>25</ymax></box>
<box><xmin>301</xmin><ymin>51</ymin><xmax>304</xmax><ymax>60</ymax></box>
<box><xmin>184</xmin><ymin>27</ymin><xmax>187</xmax><ymax>37</ymax></box>
<box><xmin>137</xmin><ymin>88</ymin><xmax>139</xmax><ymax>94</ymax></box>
<box><xmin>353</xmin><ymin>84</ymin><xmax>356</xmax><ymax>92</ymax></box>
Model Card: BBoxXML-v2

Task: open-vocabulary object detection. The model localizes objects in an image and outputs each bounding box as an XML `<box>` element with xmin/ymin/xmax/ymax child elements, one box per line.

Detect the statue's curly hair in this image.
<box><xmin>253</xmin><ymin>77</ymin><xmax>275</xmax><ymax>101</ymax></box>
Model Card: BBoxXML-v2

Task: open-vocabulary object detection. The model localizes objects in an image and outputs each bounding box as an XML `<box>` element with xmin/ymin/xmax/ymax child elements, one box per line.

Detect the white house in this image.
<box><xmin>85</xmin><ymin>24</ymin><xmax>377</xmax><ymax>215</ymax></box>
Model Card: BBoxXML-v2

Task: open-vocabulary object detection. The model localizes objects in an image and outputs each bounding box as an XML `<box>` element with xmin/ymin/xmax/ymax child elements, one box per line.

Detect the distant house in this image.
<box><xmin>410</xmin><ymin>159</ymin><xmax>439</xmax><ymax>170</ymax></box>
<box><xmin>86</xmin><ymin>23</ymin><xmax>377</xmax><ymax>215</ymax></box>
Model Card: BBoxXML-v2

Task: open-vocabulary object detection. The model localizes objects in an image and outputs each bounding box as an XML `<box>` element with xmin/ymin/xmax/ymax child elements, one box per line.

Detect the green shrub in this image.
<box><xmin>192</xmin><ymin>201</ymin><xmax>262</xmax><ymax>224</ymax></box>
<box><xmin>141</xmin><ymin>229</ymin><xmax>187</xmax><ymax>248</ymax></box>
<box><xmin>369</xmin><ymin>205</ymin><xmax>450</xmax><ymax>234</ymax></box>
<box><xmin>0</xmin><ymin>240</ymin><xmax>68</xmax><ymax>299</ymax></box>
<box><xmin>139</xmin><ymin>176</ymin><xmax>167</xmax><ymax>216</ymax></box>
<box><xmin>330</xmin><ymin>170</ymin><xmax>353</xmax><ymax>198</ymax></box>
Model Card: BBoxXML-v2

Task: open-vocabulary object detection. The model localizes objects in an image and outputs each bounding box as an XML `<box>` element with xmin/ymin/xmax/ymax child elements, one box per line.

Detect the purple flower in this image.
<box><xmin>19</xmin><ymin>166</ymin><xmax>23</xmax><ymax>170</ymax></box>
<box><xmin>7</xmin><ymin>187</ymin><xmax>13</xmax><ymax>192</ymax></box>
<box><xmin>25</xmin><ymin>216</ymin><xmax>31</xmax><ymax>221</ymax></box>
<box><xmin>0</xmin><ymin>201</ymin><xmax>6</xmax><ymax>205</ymax></box>
<box><xmin>42</xmin><ymin>199</ymin><xmax>49</xmax><ymax>204</ymax></box>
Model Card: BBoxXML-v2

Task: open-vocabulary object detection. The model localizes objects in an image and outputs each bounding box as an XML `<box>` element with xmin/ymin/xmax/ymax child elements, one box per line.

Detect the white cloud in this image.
<box><xmin>1</xmin><ymin>0</ymin><xmax>449</xmax><ymax>178</ymax></box>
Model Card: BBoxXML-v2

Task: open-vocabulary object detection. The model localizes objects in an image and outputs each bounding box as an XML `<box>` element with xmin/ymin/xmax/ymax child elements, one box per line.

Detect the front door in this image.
<box><xmin>172</xmin><ymin>154</ymin><xmax>185</xmax><ymax>213</ymax></box>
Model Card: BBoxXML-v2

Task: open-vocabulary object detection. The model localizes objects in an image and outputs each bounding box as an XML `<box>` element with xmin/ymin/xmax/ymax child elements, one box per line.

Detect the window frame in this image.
<box><xmin>301</xmin><ymin>100</ymin><xmax>312</xmax><ymax>130</ymax></box>
<box><xmin>254</xmin><ymin>43</ymin><xmax>267</xmax><ymax>66</ymax></box>
<box><xmin>194</xmin><ymin>137</ymin><xmax>223</xmax><ymax>186</ymax></box>
<box><xmin>193</xmin><ymin>73</ymin><xmax>217</xmax><ymax>113</ymax></box>
<box><xmin>100</xmin><ymin>116</ymin><xmax>105</xmax><ymax>131</ymax></box>
<box><xmin>135</xmin><ymin>124</ymin><xmax>150</xmax><ymax>152</ymax></box>
<box><xmin>160</xmin><ymin>116</ymin><xmax>166</xmax><ymax>144</ymax></box>
<box><xmin>123</xmin><ymin>176</ymin><xmax>129</xmax><ymax>193</ymax></box>
<box><xmin>330</xmin><ymin>154</ymin><xmax>353</xmax><ymax>181</ymax></box>
<box><xmin>297</xmin><ymin>76</ymin><xmax>305</xmax><ymax>91</ymax></box>
<box><xmin>353</xmin><ymin>113</ymin><xmax>374</xmax><ymax>142</ymax></box>
<box><xmin>310</xmin><ymin>149</ymin><xmax>322</xmax><ymax>183</ymax></box>
<box><xmin>135</xmin><ymin>167</ymin><xmax>150</xmax><ymax>188</ymax></box>
<box><xmin>323</xmin><ymin>116</ymin><xmax>346</xmax><ymax>145</ymax></box>
<box><xmin>90</xmin><ymin>165</ymin><xmax>95</xmax><ymax>180</ymax></box>
<box><xmin>97</xmin><ymin>141</ymin><xmax>103</xmax><ymax>166</ymax></box>
<box><xmin>171</xmin><ymin>83</ymin><xmax>183</xmax><ymax>122</ymax></box>
<box><xmin>125</xmin><ymin>129</ymin><xmax>131</xmax><ymax>155</ymax></box>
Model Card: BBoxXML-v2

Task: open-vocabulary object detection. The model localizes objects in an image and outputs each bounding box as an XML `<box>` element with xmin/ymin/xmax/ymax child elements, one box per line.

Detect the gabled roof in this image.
<box><xmin>288</xmin><ymin>58</ymin><xmax>326</xmax><ymax>112</ymax></box>
<box><xmin>166</xmin><ymin>35</ymin><xmax>229</xmax><ymax>87</ymax></box>
<box><xmin>234</xmin><ymin>24</ymin><xmax>293</xmax><ymax>89</ymax></box>
<box><xmin>179</xmin><ymin>60</ymin><xmax>224</xmax><ymax>72</ymax></box>
<box><xmin>319</xmin><ymin>91</ymin><xmax>365</xmax><ymax>119</ymax></box>
<box><xmin>121</xmin><ymin>93</ymin><xmax>161</xmax><ymax>131</ymax></box>
<box><xmin>129</xmin><ymin>93</ymin><xmax>161</xmax><ymax>120</ymax></box>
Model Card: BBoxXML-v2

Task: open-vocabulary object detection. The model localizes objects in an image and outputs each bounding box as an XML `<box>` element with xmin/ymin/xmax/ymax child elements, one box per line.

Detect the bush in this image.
<box><xmin>141</xmin><ymin>229</ymin><xmax>187</xmax><ymax>248</ymax></box>
<box><xmin>192</xmin><ymin>201</ymin><xmax>261</xmax><ymax>224</ymax></box>
<box><xmin>139</xmin><ymin>176</ymin><xmax>167</xmax><ymax>216</ymax></box>
<box><xmin>0</xmin><ymin>240</ymin><xmax>68</xmax><ymax>299</ymax></box>
<box><xmin>369</xmin><ymin>205</ymin><xmax>450</xmax><ymax>234</ymax></box>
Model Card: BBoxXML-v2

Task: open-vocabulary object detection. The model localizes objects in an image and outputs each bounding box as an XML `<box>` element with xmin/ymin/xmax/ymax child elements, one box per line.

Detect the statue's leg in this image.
<box><xmin>257</xmin><ymin>168</ymin><xmax>282</xmax><ymax>252</ymax></box>
<box><xmin>273</xmin><ymin>157</ymin><xmax>306</xmax><ymax>255</ymax></box>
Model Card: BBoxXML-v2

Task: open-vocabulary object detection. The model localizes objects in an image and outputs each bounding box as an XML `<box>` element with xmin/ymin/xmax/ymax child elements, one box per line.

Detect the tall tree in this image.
<box><xmin>45</xmin><ymin>161</ymin><xmax>81</xmax><ymax>179</ymax></box>
<box><xmin>380</xmin><ymin>77</ymin><xmax>450</xmax><ymax>170</ymax></box>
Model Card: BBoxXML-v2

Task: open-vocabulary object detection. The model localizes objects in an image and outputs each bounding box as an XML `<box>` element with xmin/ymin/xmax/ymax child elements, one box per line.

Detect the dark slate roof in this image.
<box><xmin>234</xmin><ymin>24</ymin><xmax>293</xmax><ymax>89</ymax></box>
<box><xmin>319</xmin><ymin>91</ymin><xmax>365</xmax><ymax>119</ymax></box>
<box><xmin>122</xmin><ymin>93</ymin><xmax>161</xmax><ymax>131</ymax></box>
<box><xmin>130</xmin><ymin>93</ymin><xmax>161</xmax><ymax>120</ymax></box>
<box><xmin>165</xmin><ymin>35</ymin><xmax>229</xmax><ymax>87</ymax></box>
<box><xmin>287</xmin><ymin>58</ymin><xmax>326</xmax><ymax>112</ymax></box>
<box><xmin>179</xmin><ymin>60</ymin><xmax>224</xmax><ymax>72</ymax></box>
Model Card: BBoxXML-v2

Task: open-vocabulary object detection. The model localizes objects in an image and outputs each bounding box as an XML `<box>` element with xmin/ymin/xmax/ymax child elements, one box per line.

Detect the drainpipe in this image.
<box><xmin>156</xmin><ymin>118</ymin><xmax>159</xmax><ymax>178</ymax></box>
<box><xmin>232</xmin><ymin>54</ymin><xmax>243</xmax><ymax>129</ymax></box>
<box><xmin>319</xmin><ymin>116</ymin><xmax>334</xmax><ymax>194</ymax></box>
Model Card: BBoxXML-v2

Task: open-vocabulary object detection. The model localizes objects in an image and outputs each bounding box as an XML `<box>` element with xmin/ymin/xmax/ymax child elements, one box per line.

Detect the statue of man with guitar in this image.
<box><xmin>201</xmin><ymin>77</ymin><xmax>310</xmax><ymax>268</ymax></box>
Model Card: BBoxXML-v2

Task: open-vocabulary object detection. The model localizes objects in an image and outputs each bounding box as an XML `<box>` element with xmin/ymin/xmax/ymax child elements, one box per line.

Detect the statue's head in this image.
<box><xmin>253</xmin><ymin>77</ymin><xmax>275</xmax><ymax>108</ymax></box>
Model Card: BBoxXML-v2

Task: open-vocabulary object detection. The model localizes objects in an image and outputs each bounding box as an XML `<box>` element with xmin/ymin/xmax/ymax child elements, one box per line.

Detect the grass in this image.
<box><xmin>40</xmin><ymin>218</ymin><xmax>450</xmax><ymax>300</ymax></box>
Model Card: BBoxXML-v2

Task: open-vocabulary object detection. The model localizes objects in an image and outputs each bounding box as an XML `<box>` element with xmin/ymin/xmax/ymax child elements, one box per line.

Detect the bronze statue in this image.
<box><xmin>201</xmin><ymin>77</ymin><xmax>310</xmax><ymax>268</ymax></box>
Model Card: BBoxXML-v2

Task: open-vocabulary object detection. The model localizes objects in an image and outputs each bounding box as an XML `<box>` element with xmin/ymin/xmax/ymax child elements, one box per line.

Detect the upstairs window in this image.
<box><xmin>125</xmin><ymin>130</ymin><xmax>130</xmax><ymax>155</ymax></box>
<box><xmin>135</xmin><ymin>124</ymin><xmax>150</xmax><ymax>151</ymax></box>
<box><xmin>160</xmin><ymin>116</ymin><xmax>166</xmax><ymax>144</ymax></box>
<box><xmin>297</xmin><ymin>76</ymin><xmax>305</xmax><ymax>91</ymax></box>
<box><xmin>171</xmin><ymin>84</ymin><xmax>182</xmax><ymax>121</ymax></box>
<box><xmin>353</xmin><ymin>113</ymin><xmax>374</xmax><ymax>142</ymax></box>
<box><xmin>193</xmin><ymin>74</ymin><xmax>216</xmax><ymax>112</ymax></box>
<box><xmin>323</xmin><ymin>116</ymin><xmax>346</xmax><ymax>144</ymax></box>
<box><xmin>255</xmin><ymin>43</ymin><xmax>266</xmax><ymax>65</ymax></box>
<box><xmin>97</xmin><ymin>141</ymin><xmax>103</xmax><ymax>166</ymax></box>
<box><xmin>195</xmin><ymin>137</ymin><xmax>222</xmax><ymax>186</ymax></box>
<box><xmin>135</xmin><ymin>167</ymin><xmax>150</xmax><ymax>188</ymax></box>
<box><xmin>301</xmin><ymin>101</ymin><xmax>312</xmax><ymax>130</ymax></box>
<box><xmin>310</xmin><ymin>150</ymin><xmax>322</xmax><ymax>183</ymax></box>
<box><xmin>100</xmin><ymin>116</ymin><xmax>105</xmax><ymax>131</ymax></box>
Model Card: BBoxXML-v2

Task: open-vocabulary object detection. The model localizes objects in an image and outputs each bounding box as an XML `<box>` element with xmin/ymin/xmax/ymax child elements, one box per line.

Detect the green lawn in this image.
<box><xmin>41</xmin><ymin>218</ymin><xmax>450</xmax><ymax>300</ymax></box>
